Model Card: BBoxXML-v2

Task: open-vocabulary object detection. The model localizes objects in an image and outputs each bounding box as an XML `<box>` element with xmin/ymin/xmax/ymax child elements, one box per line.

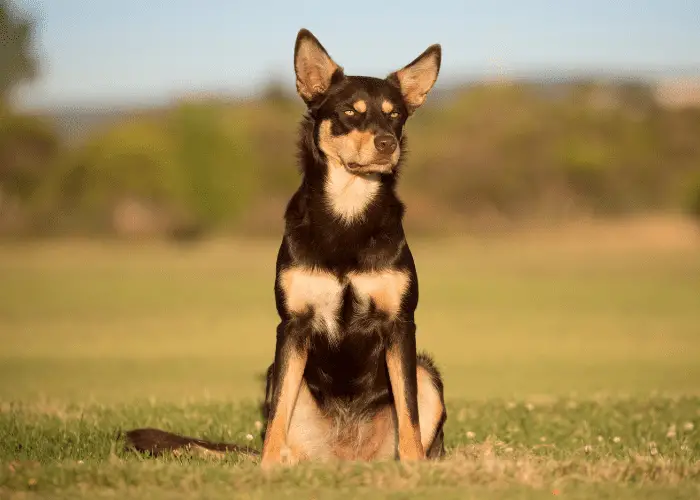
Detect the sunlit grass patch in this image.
<box><xmin>1</xmin><ymin>397</ymin><xmax>699</xmax><ymax>497</ymax></box>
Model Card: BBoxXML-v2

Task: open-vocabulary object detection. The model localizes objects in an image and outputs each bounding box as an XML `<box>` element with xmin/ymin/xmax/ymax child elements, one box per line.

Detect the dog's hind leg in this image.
<box><xmin>261</xmin><ymin>361</ymin><xmax>334</xmax><ymax>464</ymax></box>
<box><xmin>416</xmin><ymin>353</ymin><xmax>447</xmax><ymax>458</ymax></box>
<box><xmin>284</xmin><ymin>380</ymin><xmax>334</xmax><ymax>463</ymax></box>
<box><xmin>372</xmin><ymin>353</ymin><xmax>447</xmax><ymax>460</ymax></box>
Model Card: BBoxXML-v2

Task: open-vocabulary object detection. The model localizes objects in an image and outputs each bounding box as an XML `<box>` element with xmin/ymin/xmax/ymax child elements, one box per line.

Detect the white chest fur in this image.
<box><xmin>280</xmin><ymin>267</ymin><xmax>345</xmax><ymax>340</ymax></box>
<box><xmin>280</xmin><ymin>267</ymin><xmax>412</xmax><ymax>343</ymax></box>
<box><xmin>324</xmin><ymin>162</ymin><xmax>380</xmax><ymax>224</ymax></box>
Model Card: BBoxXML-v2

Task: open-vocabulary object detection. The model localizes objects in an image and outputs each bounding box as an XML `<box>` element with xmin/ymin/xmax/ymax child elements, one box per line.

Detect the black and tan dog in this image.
<box><xmin>125</xmin><ymin>29</ymin><xmax>446</xmax><ymax>469</ymax></box>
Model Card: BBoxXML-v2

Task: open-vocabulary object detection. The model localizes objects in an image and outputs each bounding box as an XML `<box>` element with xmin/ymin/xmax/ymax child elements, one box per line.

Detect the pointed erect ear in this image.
<box><xmin>294</xmin><ymin>29</ymin><xmax>343</xmax><ymax>104</ymax></box>
<box><xmin>387</xmin><ymin>44</ymin><xmax>441</xmax><ymax>114</ymax></box>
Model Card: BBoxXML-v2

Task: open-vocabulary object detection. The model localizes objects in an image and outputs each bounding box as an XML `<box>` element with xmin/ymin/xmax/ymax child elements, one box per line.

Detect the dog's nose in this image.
<box><xmin>374</xmin><ymin>134</ymin><xmax>397</xmax><ymax>155</ymax></box>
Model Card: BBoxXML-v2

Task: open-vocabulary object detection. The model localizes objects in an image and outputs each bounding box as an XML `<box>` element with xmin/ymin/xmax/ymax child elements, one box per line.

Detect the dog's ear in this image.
<box><xmin>387</xmin><ymin>44</ymin><xmax>441</xmax><ymax>114</ymax></box>
<box><xmin>294</xmin><ymin>29</ymin><xmax>343</xmax><ymax>104</ymax></box>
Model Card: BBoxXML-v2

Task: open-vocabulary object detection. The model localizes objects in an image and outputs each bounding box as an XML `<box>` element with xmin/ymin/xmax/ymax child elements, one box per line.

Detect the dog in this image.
<box><xmin>125</xmin><ymin>28</ymin><xmax>446</xmax><ymax>469</ymax></box>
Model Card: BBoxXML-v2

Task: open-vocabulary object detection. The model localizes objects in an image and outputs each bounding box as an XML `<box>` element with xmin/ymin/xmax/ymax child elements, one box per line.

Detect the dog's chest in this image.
<box><xmin>280</xmin><ymin>267</ymin><xmax>410</xmax><ymax>342</ymax></box>
<box><xmin>324</xmin><ymin>165</ymin><xmax>380</xmax><ymax>224</ymax></box>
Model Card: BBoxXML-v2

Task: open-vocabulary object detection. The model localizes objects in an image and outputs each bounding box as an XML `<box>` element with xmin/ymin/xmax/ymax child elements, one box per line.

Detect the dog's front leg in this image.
<box><xmin>386</xmin><ymin>321</ymin><xmax>425</xmax><ymax>461</ymax></box>
<box><xmin>260</xmin><ymin>320</ymin><xmax>308</xmax><ymax>470</ymax></box>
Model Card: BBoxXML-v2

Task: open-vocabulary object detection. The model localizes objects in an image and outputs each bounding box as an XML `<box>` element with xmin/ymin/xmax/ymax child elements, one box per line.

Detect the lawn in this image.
<box><xmin>1</xmin><ymin>216</ymin><xmax>699</xmax><ymax>498</ymax></box>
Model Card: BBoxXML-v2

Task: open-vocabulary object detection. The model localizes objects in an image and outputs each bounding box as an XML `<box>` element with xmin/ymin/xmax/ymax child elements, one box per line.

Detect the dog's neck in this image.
<box><xmin>323</xmin><ymin>159</ymin><xmax>381</xmax><ymax>225</ymax></box>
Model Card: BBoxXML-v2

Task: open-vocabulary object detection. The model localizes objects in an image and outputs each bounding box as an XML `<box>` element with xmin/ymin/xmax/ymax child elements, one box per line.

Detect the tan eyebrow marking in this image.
<box><xmin>353</xmin><ymin>100</ymin><xmax>367</xmax><ymax>113</ymax></box>
<box><xmin>381</xmin><ymin>100</ymin><xmax>394</xmax><ymax>113</ymax></box>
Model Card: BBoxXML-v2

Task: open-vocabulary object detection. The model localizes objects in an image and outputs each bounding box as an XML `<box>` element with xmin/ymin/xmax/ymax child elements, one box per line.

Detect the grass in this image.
<box><xmin>1</xmin><ymin>216</ymin><xmax>700</xmax><ymax>498</ymax></box>
<box><xmin>2</xmin><ymin>398</ymin><xmax>699</xmax><ymax>498</ymax></box>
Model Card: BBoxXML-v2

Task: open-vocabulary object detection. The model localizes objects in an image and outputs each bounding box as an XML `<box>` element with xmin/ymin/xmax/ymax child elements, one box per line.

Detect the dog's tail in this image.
<box><xmin>122</xmin><ymin>428</ymin><xmax>260</xmax><ymax>458</ymax></box>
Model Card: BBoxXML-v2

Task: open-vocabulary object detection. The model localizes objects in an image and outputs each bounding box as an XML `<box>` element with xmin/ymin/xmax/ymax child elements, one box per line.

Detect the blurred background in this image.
<box><xmin>1</xmin><ymin>0</ymin><xmax>699</xmax><ymax>403</ymax></box>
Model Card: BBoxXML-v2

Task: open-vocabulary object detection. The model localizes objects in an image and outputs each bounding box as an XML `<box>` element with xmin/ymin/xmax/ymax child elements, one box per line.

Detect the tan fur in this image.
<box><xmin>353</xmin><ymin>100</ymin><xmax>367</xmax><ymax>113</ymax></box>
<box><xmin>416</xmin><ymin>366</ymin><xmax>444</xmax><ymax>450</ymax></box>
<box><xmin>286</xmin><ymin>381</ymin><xmax>334</xmax><ymax>462</ymax></box>
<box><xmin>269</xmin><ymin>365</ymin><xmax>441</xmax><ymax>464</ymax></box>
<box><xmin>295</xmin><ymin>38</ymin><xmax>340</xmax><ymax>101</ymax></box>
<box><xmin>331</xmin><ymin>405</ymin><xmax>395</xmax><ymax>460</ymax></box>
<box><xmin>394</xmin><ymin>52</ymin><xmax>440</xmax><ymax>112</ymax></box>
<box><xmin>348</xmin><ymin>269</ymin><xmax>411</xmax><ymax>319</ymax></box>
<box><xmin>386</xmin><ymin>346</ymin><xmax>425</xmax><ymax>460</ymax></box>
<box><xmin>318</xmin><ymin>120</ymin><xmax>377</xmax><ymax>166</ymax></box>
<box><xmin>260</xmin><ymin>350</ymin><xmax>308</xmax><ymax>469</ymax></box>
<box><xmin>279</xmin><ymin>266</ymin><xmax>344</xmax><ymax>340</ymax></box>
<box><xmin>283</xmin><ymin>382</ymin><xmax>398</xmax><ymax>463</ymax></box>
<box><xmin>381</xmin><ymin>100</ymin><xmax>394</xmax><ymax>113</ymax></box>
<box><xmin>318</xmin><ymin>119</ymin><xmax>398</xmax><ymax>174</ymax></box>
<box><xmin>356</xmin><ymin>406</ymin><xmax>397</xmax><ymax>460</ymax></box>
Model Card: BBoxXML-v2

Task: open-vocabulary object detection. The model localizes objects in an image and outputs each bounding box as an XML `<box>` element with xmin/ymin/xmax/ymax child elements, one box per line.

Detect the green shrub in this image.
<box><xmin>687</xmin><ymin>180</ymin><xmax>700</xmax><ymax>225</ymax></box>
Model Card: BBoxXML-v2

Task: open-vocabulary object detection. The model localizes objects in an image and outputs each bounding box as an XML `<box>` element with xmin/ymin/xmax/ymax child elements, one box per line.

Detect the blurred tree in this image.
<box><xmin>0</xmin><ymin>0</ymin><xmax>37</xmax><ymax>102</ymax></box>
<box><xmin>262</xmin><ymin>78</ymin><xmax>289</xmax><ymax>105</ymax></box>
<box><xmin>170</xmin><ymin>102</ymin><xmax>256</xmax><ymax>230</ymax></box>
<box><xmin>42</xmin><ymin>102</ymin><xmax>260</xmax><ymax>236</ymax></box>
<box><xmin>0</xmin><ymin>110</ymin><xmax>58</xmax><ymax>200</ymax></box>
<box><xmin>687</xmin><ymin>175</ymin><xmax>700</xmax><ymax>227</ymax></box>
<box><xmin>0</xmin><ymin>0</ymin><xmax>51</xmax><ymax>233</ymax></box>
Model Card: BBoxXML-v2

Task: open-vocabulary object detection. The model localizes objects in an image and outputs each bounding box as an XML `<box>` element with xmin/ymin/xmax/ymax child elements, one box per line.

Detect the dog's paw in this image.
<box><xmin>260</xmin><ymin>446</ymin><xmax>299</xmax><ymax>471</ymax></box>
<box><xmin>398</xmin><ymin>443</ymin><xmax>426</xmax><ymax>462</ymax></box>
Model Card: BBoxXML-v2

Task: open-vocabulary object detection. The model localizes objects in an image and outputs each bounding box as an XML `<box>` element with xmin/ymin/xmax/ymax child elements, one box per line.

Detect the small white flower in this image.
<box><xmin>507</xmin><ymin>402</ymin><xmax>517</xmax><ymax>410</ymax></box>
<box><xmin>539</xmin><ymin>436</ymin><xmax>547</xmax><ymax>442</ymax></box>
<box><xmin>504</xmin><ymin>447</ymin><xmax>513</xmax><ymax>453</ymax></box>
<box><xmin>254</xmin><ymin>420</ymin><xmax>263</xmax><ymax>431</ymax></box>
<box><xmin>667</xmin><ymin>425</ymin><xmax>677</xmax><ymax>439</ymax></box>
<box><xmin>683</xmin><ymin>422</ymin><xmax>694</xmax><ymax>431</ymax></box>
<box><xmin>77</xmin><ymin>460</ymin><xmax>84</xmax><ymax>465</ymax></box>
<box><xmin>650</xmin><ymin>447</ymin><xmax>658</xmax><ymax>456</ymax></box>
<box><xmin>597</xmin><ymin>435</ymin><xmax>604</xmax><ymax>442</ymax></box>
<box><xmin>525</xmin><ymin>403</ymin><xmax>535</xmax><ymax>411</ymax></box>
<box><xmin>613</xmin><ymin>436</ymin><xmax>621</xmax><ymax>443</ymax></box>
<box><xmin>245</xmin><ymin>433</ymin><xmax>254</xmax><ymax>441</ymax></box>
<box><xmin>584</xmin><ymin>445</ymin><xmax>592</xmax><ymax>453</ymax></box>
<box><xmin>466</xmin><ymin>431</ymin><xmax>476</xmax><ymax>439</ymax></box>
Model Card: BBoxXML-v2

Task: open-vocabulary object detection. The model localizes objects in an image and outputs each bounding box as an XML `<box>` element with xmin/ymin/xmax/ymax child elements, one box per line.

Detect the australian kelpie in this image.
<box><xmin>125</xmin><ymin>28</ymin><xmax>446</xmax><ymax>468</ymax></box>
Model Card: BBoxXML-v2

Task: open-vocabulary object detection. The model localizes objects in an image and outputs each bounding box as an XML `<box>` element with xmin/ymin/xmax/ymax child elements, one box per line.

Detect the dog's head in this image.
<box><xmin>294</xmin><ymin>29</ymin><xmax>441</xmax><ymax>175</ymax></box>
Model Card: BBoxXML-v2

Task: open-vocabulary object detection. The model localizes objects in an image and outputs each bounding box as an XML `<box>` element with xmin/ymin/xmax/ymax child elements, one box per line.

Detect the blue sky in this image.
<box><xmin>12</xmin><ymin>0</ymin><xmax>700</xmax><ymax>110</ymax></box>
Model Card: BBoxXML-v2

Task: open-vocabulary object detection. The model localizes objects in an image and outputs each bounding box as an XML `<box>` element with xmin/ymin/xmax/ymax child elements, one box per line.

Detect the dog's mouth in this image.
<box><xmin>346</xmin><ymin>160</ymin><xmax>394</xmax><ymax>174</ymax></box>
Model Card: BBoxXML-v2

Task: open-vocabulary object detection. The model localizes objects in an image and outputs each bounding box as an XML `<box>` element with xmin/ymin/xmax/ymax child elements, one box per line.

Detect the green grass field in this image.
<box><xmin>1</xmin><ymin>217</ymin><xmax>700</xmax><ymax>498</ymax></box>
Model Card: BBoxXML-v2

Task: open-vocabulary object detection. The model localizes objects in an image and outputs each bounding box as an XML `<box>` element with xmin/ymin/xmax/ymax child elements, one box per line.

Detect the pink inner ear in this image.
<box><xmin>396</xmin><ymin>54</ymin><xmax>439</xmax><ymax>110</ymax></box>
<box><xmin>295</xmin><ymin>42</ymin><xmax>339</xmax><ymax>100</ymax></box>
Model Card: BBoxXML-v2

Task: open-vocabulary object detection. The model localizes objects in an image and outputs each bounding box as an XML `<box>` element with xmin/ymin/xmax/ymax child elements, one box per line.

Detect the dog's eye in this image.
<box><xmin>389</xmin><ymin>112</ymin><xmax>399</xmax><ymax>119</ymax></box>
<box><xmin>344</xmin><ymin>110</ymin><xmax>355</xmax><ymax>116</ymax></box>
